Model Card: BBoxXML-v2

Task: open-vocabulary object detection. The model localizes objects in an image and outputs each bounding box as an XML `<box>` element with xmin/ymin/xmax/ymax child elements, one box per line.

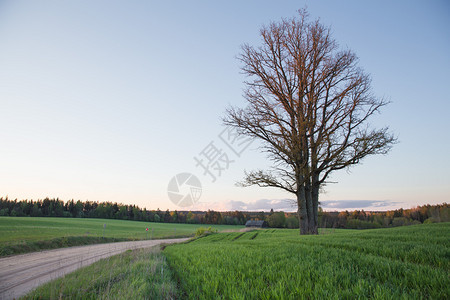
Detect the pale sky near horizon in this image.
<box><xmin>0</xmin><ymin>0</ymin><xmax>449</xmax><ymax>212</ymax></box>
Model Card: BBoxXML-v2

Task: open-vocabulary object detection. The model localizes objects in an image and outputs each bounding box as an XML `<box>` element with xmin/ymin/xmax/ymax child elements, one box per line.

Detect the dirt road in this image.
<box><xmin>0</xmin><ymin>238</ymin><xmax>189</xmax><ymax>300</ymax></box>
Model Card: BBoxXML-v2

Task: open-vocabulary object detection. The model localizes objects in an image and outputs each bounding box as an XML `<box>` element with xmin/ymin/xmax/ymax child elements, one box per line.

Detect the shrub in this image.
<box><xmin>424</xmin><ymin>217</ymin><xmax>438</xmax><ymax>224</ymax></box>
<box><xmin>195</xmin><ymin>227</ymin><xmax>217</xmax><ymax>237</ymax></box>
<box><xmin>268</xmin><ymin>212</ymin><xmax>286</xmax><ymax>228</ymax></box>
<box><xmin>285</xmin><ymin>216</ymin><xmax>299</xmax><ymax>229</ymax></box>
<box><xmin>346</xmin><ymin>219</ymin><xmax>381</xmax><ymax>229</ymax></box>
<box><xmin>392</xmin><ymin>217</ymin><xmax>412</xmax><ymax>227</ymax></box>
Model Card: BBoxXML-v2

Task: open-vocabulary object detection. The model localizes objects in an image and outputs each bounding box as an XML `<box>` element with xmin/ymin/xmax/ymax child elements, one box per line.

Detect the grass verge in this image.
<box><xmin>0</xmin><ymin>217</ymin><xmax>244</xmax><ymax>256</ymax></box>
<box><xmin>22</xmin><ymin>246</ymin><xmax>179</xmax><ymax>300</ymax></box>
<box><xmin>0</xmin><ymin>236</ymin><xmax>130</xmax><ymax>257</ymax></box>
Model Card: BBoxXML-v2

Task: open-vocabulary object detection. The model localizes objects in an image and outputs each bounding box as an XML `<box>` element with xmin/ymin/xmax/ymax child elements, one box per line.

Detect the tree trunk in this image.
<box><xmin>305</xmin><ymin>180</ymin><xmax>315</xmax><ymax>234</ymax></box>
<box><xmin>311</xmin><ymin>175</ymin><xmax>320</xmax><ymax>234</ymax></box>
<box><xmin>296</xmin><ymin>184</ymin><xmax>309</xmax><ymax>235</ymax></box>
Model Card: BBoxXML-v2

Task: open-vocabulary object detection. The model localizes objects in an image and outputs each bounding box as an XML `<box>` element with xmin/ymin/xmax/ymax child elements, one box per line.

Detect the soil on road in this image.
<box><xmin>0</xmin><ymin>238</ymin><xmax>189</xmax><ymax>300</ymax></box>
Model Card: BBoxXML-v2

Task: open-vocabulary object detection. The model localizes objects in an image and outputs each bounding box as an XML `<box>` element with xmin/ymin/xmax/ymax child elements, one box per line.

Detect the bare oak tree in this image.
<box><xmin>224</xmin><ymin>10</ymin><xmax>396</xmax><ymax>234</ymax></box>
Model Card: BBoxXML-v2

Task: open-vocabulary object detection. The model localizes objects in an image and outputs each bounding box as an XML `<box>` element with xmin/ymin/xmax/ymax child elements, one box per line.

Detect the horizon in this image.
<box><xmin>1</xmin><ymin>1</ymin><xmax>449</xmax><ymax>212</ymax></box>
<box><xmin>2</xmin><ymin>196</ymin><xmax>445</xmax><ymax>213</ymax></box>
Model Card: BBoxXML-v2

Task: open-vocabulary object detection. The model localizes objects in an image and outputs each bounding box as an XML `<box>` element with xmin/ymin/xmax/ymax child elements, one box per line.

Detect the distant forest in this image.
<box><xmin>0</xmin><ymin>197</ymin><xmax>448</xmax><ymax>229</ymax></box>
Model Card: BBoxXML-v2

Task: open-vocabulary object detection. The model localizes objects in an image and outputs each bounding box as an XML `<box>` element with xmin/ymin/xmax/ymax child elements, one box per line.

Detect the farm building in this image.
<box><xmin>245</xmin><ymin>220</ymin><xmax>268</xmax><ymax>228</ymax></box>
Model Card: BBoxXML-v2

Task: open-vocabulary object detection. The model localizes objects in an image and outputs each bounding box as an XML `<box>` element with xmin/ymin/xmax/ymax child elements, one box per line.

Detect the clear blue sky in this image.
<box><xmin>0</xmin><ymin>0</ymin><xmax>449</xmax><ymax>212</ymax></box>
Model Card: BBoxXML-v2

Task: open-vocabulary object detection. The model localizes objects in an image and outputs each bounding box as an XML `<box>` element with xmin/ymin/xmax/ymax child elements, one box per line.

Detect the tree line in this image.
<box><xmin>0</xmin><ymin>197</ymin><xmax>447</xmax><ymax>229</ymax></box>
<box><xmin>318</xmin><ymin>203</ymin><xmax>449</xmax><ymax>229</ymax></box>
<box><xmin>0</xmin><ymin>197</ymin><xmax>250</xmax><ymax>225</ymax></box>
<box><xmin>239</xmin><ymin>204</ymin><xmax>449</xmax><ymax>229</ymax></box>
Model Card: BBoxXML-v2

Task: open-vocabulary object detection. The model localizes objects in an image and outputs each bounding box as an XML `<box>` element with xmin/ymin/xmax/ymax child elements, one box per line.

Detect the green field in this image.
<box><xmin>0</xmin><ymin>217</ymin><xmax>243</xmax><ymax>256</ymax></box>
<box><xmin>165</xmin><ymin>223</ymin><xmax>450</xmax><ymax>299</ymax></box>
<box><xmin>20</xmin><ymin>222</ymin><xmax>449</xmax><ymax>299</ymax></box>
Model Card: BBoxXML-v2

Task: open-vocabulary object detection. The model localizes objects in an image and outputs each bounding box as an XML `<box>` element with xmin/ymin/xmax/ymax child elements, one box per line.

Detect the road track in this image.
<box><xmin>0</xmin><ymin>238</ymin><xmax>189</xmax><ymax>300</ymax></box>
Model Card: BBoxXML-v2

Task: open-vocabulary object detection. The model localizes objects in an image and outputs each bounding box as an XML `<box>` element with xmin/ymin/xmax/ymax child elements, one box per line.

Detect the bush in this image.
<box><xmin>346</xmin><ymin>219</ymin><xmax>381</xmax><ymax>229</ymax></box>
<box><xmin>285</xmin><ymin>216</ymin><xmax>299</xmax><ymax>229</ymax></box>
<box><xmin>195</xmin><ymin>226</ymin><xmax>217</xmax><ymax>237</ymax></box>
<box><xmin>424</xmin><ymin>217</ymin><xmax>438</xmax><ymax>224</ymax></box>
<box><xmin>268</xmin><ymin>212</ymin><xmax>286</xmax><ymax>228</ymax></box>
<box><xmin>392</xmin><ymin>217</ymin><xmax>412</xmax><ymax>227</ymax></box>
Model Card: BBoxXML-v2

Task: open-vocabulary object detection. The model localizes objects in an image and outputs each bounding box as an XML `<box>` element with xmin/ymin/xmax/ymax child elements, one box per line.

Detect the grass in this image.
<box><xmin>22</xmin><ymin>246</ymin><xmax>178</xmax><ymax>300</ymax></box>
<box><xmin>165</xmin><ymin>223</ymin><xmax>450</xmax><ymax>299</ymax></box>
<box><xmin>0</xmin><ymin>217</ymin><xmax>243</xmax><ymax>256</ymax></box>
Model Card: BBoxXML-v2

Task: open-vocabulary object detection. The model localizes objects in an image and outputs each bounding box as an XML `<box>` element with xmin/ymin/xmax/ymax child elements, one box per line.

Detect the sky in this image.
<box><xmin>0</xmin><ymin>0</ymin><xmax>449</xmax><ymax>212</ymax></box>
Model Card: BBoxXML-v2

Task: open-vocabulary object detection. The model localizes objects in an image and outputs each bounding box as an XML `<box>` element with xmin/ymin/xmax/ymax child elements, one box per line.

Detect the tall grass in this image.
<box><xmin>0</xmin><ymin>236</ymin><xmax>128</xmax><ymax>257</ymax></box>
<box><xmin>23</xmin><ymin>246</ymin><xmax>179</xmax><ymax>299</ymax></box>
<box><xmin>165</xmin><ymin>223</ymin><xmax>450</xmax><ymax>299</ymax></box>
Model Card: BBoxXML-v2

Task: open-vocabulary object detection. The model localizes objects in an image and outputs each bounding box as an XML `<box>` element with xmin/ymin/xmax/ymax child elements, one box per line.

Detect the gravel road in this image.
<box><xmin>0</xmin><ymin>238</ymin><xmax>189</xmax><ymax>300</ymax></box>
